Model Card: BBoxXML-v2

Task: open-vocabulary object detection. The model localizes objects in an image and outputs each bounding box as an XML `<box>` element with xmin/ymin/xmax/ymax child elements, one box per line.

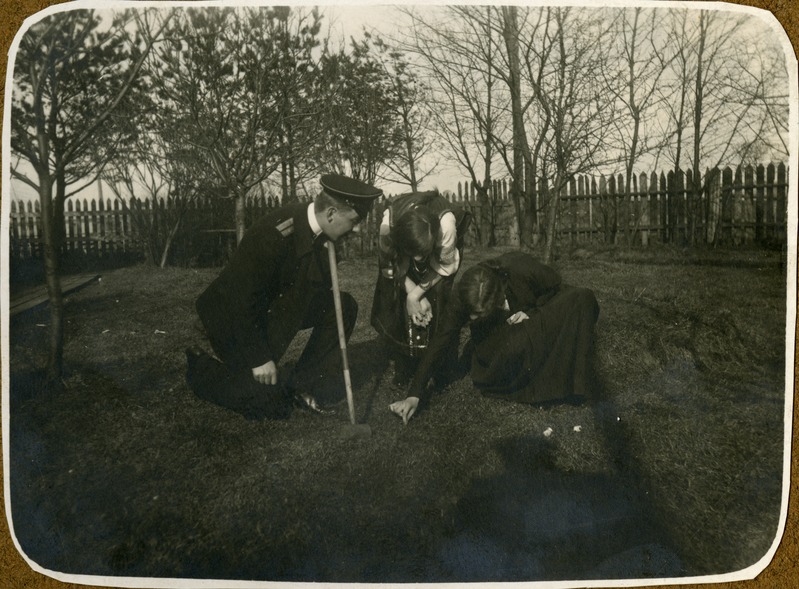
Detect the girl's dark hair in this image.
<box><xmin>391</xmin><ymin>207</ymin><xmax>439</xmax><ymax>259</ymax></box>
<box><xmin>457</xmin><ymin>264</ymin><xmax>504</xmax><ymax>319</ymax></box>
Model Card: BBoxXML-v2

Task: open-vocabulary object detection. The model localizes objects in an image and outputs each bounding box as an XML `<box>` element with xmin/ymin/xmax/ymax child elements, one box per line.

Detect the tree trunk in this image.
<box><xmin>623</xmin><ymin>123</ymin><xmax>639</xmax><ymax>246</ymax></box>
<box><xmin>280</xmin><ymin>158</ymin><xmax>289</xmax><ymax>203</ymax></box>
<box><xmin>289</xmin><ymin>160</ymin><xmax>298</xmax><ymax>201</ymax></box>
<box><xmin>542</xmin><ymin>180</ymin><xmax>562</xmax><ymax>264</ymax></box>
<box><xmin>523</xmin><ymin>158</ymin><xmax>535</xmax><ymax>246</ymax></box>
<box><xmin>39</xmin><ymin>175</ymin><xmax>64</xmax><ymax>384</ymax></box>
<box><xmin>691</xmin><ymin>13</ymin><xmax>707</xmax><ymax>247</ymax></box>
<box><xmin>399</xmin><ymin>87</ymin><xmax>418</xmax><ymax>192</ymax></box>
<box><xmin>159</xmin><ymin>214</ymin><xmax>183</xmax><ymax>268</ymax></box>
<box><xmin>235</xmin><ymin>192</ymin><xmax>246</xmax><ymax>245</ymax></box>
<box><xmin>287</xmin><ymin>122</ymin><xmax>299</xmax><ymax>202</ymax></box>
<box><xmin>502</xmin><ymin>6</ymin><xmax>527</xmax><ymax>248</ymax></box>
<box><xmin>475</xmin><ymin>183</ymin><xmax>495</xmax><ymax>247</ymax></box>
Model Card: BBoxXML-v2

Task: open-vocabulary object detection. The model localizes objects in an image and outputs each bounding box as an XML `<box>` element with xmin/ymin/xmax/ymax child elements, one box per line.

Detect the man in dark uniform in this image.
<box><xmin>186</xmin><ymin>174</ymin><xmax>383</xmax><ymax>420</ymax></box>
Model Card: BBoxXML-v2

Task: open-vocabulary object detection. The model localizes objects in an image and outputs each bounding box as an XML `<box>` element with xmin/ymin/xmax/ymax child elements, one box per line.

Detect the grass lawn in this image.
<box><xmin>6</xmin><ymin>244</ymin><xmax>788</xmax><ymax>583</ymax></box>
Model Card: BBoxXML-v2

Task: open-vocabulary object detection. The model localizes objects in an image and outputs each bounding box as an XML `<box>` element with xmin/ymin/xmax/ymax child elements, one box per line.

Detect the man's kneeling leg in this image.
<box><xmin>186</xmin><ymin>349</ymin><xmax>292</xmax><ymax>420</ymax></box>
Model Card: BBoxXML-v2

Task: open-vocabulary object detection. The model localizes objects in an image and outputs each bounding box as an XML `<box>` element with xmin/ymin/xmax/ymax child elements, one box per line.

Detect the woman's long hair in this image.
<box><xmin>392</xmin><ymin>206</ymin><xmax>439</xmax><ymax>260</ymax></box>
<box><xmin>457</xmin><ymin>264</ymin><xmax>504</xmax><ymax>319</ymax></box>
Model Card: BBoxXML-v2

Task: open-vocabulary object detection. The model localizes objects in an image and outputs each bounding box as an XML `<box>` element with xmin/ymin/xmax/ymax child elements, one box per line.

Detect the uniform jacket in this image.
<box><xmin>196</xmin><ymin>202</ymin><xmax>330</xmax><ymax>370</ymax></box>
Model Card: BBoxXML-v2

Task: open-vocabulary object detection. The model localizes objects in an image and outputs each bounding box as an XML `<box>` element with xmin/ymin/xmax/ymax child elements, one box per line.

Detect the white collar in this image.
<box><xmin>307</xmin><ymin>202</ymin><xmax>323</xmax><ymax>237</ymax></box>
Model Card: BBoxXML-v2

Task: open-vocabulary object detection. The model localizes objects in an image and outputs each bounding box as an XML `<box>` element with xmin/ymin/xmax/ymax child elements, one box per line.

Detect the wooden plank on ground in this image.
<box><xmin>10</xmin><ymin>274</ymin><xmax>101</xmax><ymax>317</ymax></box>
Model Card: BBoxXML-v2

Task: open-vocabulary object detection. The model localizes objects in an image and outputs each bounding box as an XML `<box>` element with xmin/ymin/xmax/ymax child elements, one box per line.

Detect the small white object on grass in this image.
<box><xmin>543</xmin><ymin>427</ymin><xmax>553</xmax><ymax>437</ymax></box>
<box><xmin>573</xmin><ymin>425</ymin><xmax>582</xmax><ymax>432</ymax></box>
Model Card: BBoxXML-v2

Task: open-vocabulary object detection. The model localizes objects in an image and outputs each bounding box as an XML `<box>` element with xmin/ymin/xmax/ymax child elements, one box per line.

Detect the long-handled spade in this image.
<box><xmin>327</xmin><ymin>242</ymin><xmax>372</xmax><ymax>438</ymax></box>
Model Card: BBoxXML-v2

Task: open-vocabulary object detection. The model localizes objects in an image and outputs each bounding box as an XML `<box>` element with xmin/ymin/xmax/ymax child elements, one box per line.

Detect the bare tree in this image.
<box><xmin>102</xmin><ymin>128</ymin><xmax>209</xmax><ymax>268</ymax></box>
<box><xmin>500</xmin><ymin>6</ymin><xmax>531</xmax><ymax>247</ymax></box>
<box><xmin>152</xmin><ymin>7</ymin><xmax>294</xmax><ymax>243</ymax></box>
<box><xmin>601</xmin><ymin>7</ymin><xmax>678</xmax><ymax>245</ymax></box>
<box><xmin>656</xmin><ymin>8</ymin><xmax>788</xmax><ymax>245</ymax></box>
<box><xmin>316</xmin><ymin>35</ymin><xmax>403</xmax><ymax>185</ymax></box>
<box><xmin>368</xmin><ymin>34</ymin><xmax>439</xmax><ymax>192</ymax></box>
<box><xmin>268</xmin><ymin>7</ymin><xmax>330</xmax><ymax>202</ymax></box>
<box><xmin>400</xmin><ymin>6</ymin><xmax>509</xmax><ymax>246</ymax></box>
<box><xmin>513</xmin><ymin>7</ymin><xmax>557</xmax><ymax>246</ymax></box>
<box><xmin>516</xmin><ymin>7</ymin><xmax>617</xmax><ymax>262</ymax></box>
<box><xmin>10</xmin><ymin>8</ymin><xmax>171</xmax><ymax>383</ymax></box>
<box><xmin>731</xmin><ymin>42</ymin><xmax>790</xmax><ymax>164</ymax></box>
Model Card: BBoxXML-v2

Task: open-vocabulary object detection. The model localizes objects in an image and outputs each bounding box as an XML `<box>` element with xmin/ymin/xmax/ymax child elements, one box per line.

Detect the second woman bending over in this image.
<box><xmin>370</xmin><ymin>190</ymin><xmax>471</xmax><ymax>385</ymax></box>
<box><xmin>389</xmin><ymin>251</ymin><xmax>600</xmax><ymax>424</ymax></box>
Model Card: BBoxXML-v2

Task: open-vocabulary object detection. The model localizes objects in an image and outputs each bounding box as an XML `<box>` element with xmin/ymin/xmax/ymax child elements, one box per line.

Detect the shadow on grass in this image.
<box><xmin>315</xmin><ymin>338</ymin><xmax>391</xmax><ymax>420</ymax></box>
<box><xmin>326</xmin><ymin>341</ymin><xmax>689</xmax><ymax>582</ymax></box>
<box><xmin>303</xmin><ymin>339</ymin><xmax>689</xmax><ymax>582</ymax></box>
<box><xmin>435</xmin><ymin>418</ymin><xmax>685</xmax><ymax>582</ymax></box>
<box><xmin>8</xmin><ymin>369</ymin><xmax>123</xmax><ymax>577</ymax></box>
<box><xmin>2</xmin><ymin>346</ymin><xmax>724</xmax><ymax>583</ymax></box>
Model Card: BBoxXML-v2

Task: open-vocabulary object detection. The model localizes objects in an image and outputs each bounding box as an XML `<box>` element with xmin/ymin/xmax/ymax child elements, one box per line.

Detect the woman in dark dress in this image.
<box><xmin>389</xmin><ymin>251</ymin><xmax>600</xmax><ymax>424</ymax></box>
<box><xmin>370</xmin><ymin>190</ymin><xmax>470</xmax><ymax>384</ymax></box>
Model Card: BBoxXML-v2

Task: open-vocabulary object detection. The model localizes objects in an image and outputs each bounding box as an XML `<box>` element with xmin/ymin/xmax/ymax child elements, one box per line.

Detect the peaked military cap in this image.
<box><xmin>320</xmin><ymin>174</ymin><xmax>383</xmax><ymax>219</ymax></box>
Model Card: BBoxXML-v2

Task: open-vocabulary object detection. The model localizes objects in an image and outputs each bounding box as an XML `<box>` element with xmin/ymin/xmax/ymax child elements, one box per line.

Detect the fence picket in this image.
<box><xmin>733</xmin><ymin>166</ymin><xmax>743</xmax><ymax>242</ymax></box>
<box><xmin>90</xmin><ymin>198</ymin><xmax>98</xmax><ymax>257</ymax></box>
<box><xmin>84</xmin><ymin>198</ymin><xmax>92</xmax><ymax>240</ymax></box>
<box><xmin>744</xmin><ymin>165</ymin><xmax>755</xmax><ymax>243</ymax></box>
<box><xmin>22</xmin><ymin>201</ymin><xmax>32</xmax><ymax>242</ymax></box>
<box><xmin>721</xmin><ymin>167</ymin><xmax>734</xmax><ymax>244</ymax></box>
<box><xmin>659</xmin><ymin>172</ymin><xmax>668</xmax><ymax>242</ymax></box>
<box><xmin>777</xmin><ymin>162</ymin><xmax>787</xmax><ymax>241</ymax></box>
<box><xmin>647</xmin><ymin>172</ymin><xmax>658</xmax><ymax>242</ymax></box>
<box><xmin>639</xmin><ymin>172</ymin><xmax>649</xmax><ymax>246</ymax></box>
<box><xmin>16</xmin><ymin>201</ymin><xmax>24</xmax><ymax>242</ymax></box>
<box><xmin>10</xmin><ymin>201</ymin><xmax>18</xmax><ymax>241</ymax></box>
<box><xmin>756</xmin><ymin>164</ymin><xmax>766</xmax><ymax>242</ymax></box>
<box><xmin>766</xmin><ymin>163</ymin><xmax>776</xmax><ymax>239</ymax></box>
<box><xmin>683</xmin><ymin>170</ymin><xmax>690</xmax><ymax>241</ymax></box>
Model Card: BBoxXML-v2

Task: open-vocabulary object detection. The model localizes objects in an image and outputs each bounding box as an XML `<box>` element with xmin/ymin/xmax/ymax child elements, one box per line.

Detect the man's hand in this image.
<box><xmin>389</xmin><ymin>396</ymin><xmax>420</xmax><ymax>425</ymax></box>
<box><xmin>252</xmin><ymin>360</ymin><xmax>278</xmax><ymax>385</ymax></box>
<box><xmin>507</xmin><ymin>311</ymin><xmax>530</xmax><ymax>325</ymax></box>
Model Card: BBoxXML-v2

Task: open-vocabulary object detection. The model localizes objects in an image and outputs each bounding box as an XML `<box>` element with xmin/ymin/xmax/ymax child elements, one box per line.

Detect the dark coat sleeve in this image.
<box><xmin>407</xmin><ymin>297</ymin><xmax>469</xmax><ymax>405</ymax></box>
<box><xmin>231</xmin><ymin>231</ymin><xmax>288</xmax><ymax>368</ymax></box>
<box><xmin>197</xmin><ymin>219</ymin><xmax>288</xmax><ymax>370</ymax></box>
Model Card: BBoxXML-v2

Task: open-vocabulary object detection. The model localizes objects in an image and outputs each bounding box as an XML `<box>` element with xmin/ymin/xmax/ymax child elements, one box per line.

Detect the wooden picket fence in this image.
<box><xmin>449</xmin><ymin>162</ymin><xmax>789</xmax><ymax>247</ymax></box>
<box><xmin>9</xmin><ymin>193</ymin><xmax>283</xmax><ymax>264</ymax></box>
<box><xmin>554</xmin><ymin>162</ymin><xmax>789</xmax><ymax>247</ymax></box>
<box><xmin>9</xmin><ymin>162</ymin><xmax>789</xmax><ymax>265</ymax></box>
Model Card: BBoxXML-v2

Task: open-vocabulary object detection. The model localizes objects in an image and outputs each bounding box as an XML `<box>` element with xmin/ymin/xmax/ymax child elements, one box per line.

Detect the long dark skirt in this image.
<box><xmin>469</xmin><ymin>286</ymin><xmax>600</xmax><ymax>404</ymax></box>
